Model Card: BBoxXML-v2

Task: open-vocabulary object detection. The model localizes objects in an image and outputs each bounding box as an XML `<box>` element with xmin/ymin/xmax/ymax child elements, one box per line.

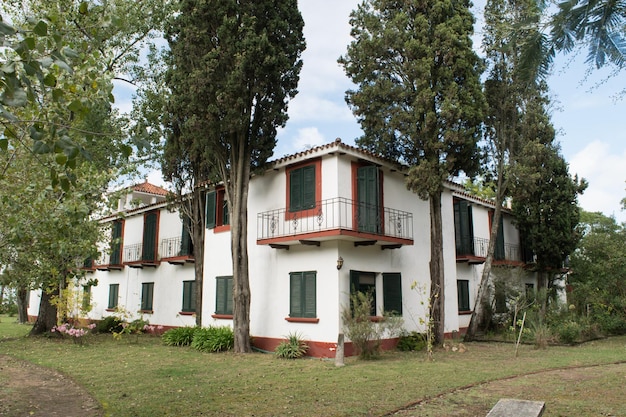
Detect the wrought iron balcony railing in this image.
<box><xmin>257</xmin><ymin>197</ymin><xmax>413</xmax><ymax>242</ymax></box>
<box><xmin>123</xmin><ymin>243</ymin><xmax>143</xmax><ymax>263</ymax></box>
<box><xmin>456</xmin><ymin>236</ymin><xmax>523</xmax><ymax>262</ymax></box>
<box><xmin>160</xmin><ymin>236</ymin><xmax>193</xmax><ymax>259</ymax></box>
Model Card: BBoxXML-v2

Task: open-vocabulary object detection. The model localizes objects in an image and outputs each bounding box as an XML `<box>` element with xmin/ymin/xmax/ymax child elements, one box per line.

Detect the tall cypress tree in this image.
<box><xmin>340</xmin><ymin>0</ymin><xmax>485</xmax><ymax>343</ymax></box>
<box><xmin>164</xmin><ymin>0</ymin><xmax>305</xmax><ymax>352</ymax></box>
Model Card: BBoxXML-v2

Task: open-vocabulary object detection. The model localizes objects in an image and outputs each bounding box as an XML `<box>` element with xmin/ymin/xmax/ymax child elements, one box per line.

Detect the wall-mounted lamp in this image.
<box><xmin>337</xmin><ymin>256</ymin><xmax>344</xmax><ymax>270</ymax></box>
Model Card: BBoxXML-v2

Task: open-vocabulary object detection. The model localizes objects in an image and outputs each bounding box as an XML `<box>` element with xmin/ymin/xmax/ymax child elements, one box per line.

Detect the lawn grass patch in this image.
<box><xmin>0</xmin><ymin>318</ymin><xmax>624</xmax><ymax>417</ymax></box>
<box><xmin>0</xmin><ymin>314</ymin><xmax>32</xmax><ymax>340</ymax></box>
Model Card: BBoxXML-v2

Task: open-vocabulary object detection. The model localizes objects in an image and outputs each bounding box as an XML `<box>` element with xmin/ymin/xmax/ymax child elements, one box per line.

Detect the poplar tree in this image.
<box><xmin>340</xmin><ymin>0</ymin><xmax>485</xmax><ymax>343</ymax></box>
<box><xmin>165</xmin><ymin>0</ymin><xmax>305</xmax><ymax>352</ymax></box>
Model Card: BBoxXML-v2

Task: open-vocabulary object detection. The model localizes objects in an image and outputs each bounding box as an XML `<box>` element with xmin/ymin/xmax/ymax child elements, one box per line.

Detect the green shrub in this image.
<box><xmin>95</xmin><ymin>316</ymin><xmax>123</xmax><ymax>334</ymax></box>
<box><xmin>397</xmin><ymin>331</ymin><xmax>426</xmax><ymax>352</ymax></box>
<box><xmin>341</xmin><ymin>291</ymin><xmax>404</xmax><ymax>360</ymax></box>
<box><xmin>275</xmin><ymin>332</ymin><xmax>308</xmax><ymax>359</ymax></box>
<box><xmin>162</xmin><ymin>327</ymin><xmax>198</xmax><ymax>347</ymax></box>
<box><xmin>191</xmin><ymin>326</ymin><xmax>234</xmax><ymax>352</ymax></box>
<box><xmin>558</xmin><ymin>321</ymin><xmax>581</xmax><ymax>345</ymax></box>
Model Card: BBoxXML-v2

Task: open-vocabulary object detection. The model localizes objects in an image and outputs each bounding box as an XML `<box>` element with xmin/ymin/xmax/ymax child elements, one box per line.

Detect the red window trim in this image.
<box><xmin>211</xmin><ymin>314</ymin><xmax>233</xmax><ymax>320</ymax></box>
<box><xmin>285</xmin><ymin>158</ymin><xmax>322</xmax><ymax>221</ymax></box>
<box><xmin>285</xmin><ymin>317</ymin><xmax>320</xmax><ymax>324</ymax></box>
<box><xmin>213</xmin><ymin>186</ymin><xmax>231</xmax><ymax>233</ymax></box>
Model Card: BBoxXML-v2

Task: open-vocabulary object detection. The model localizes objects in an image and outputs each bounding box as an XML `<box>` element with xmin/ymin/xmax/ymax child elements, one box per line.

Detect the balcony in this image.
<box><xmin>160</xmin><ymin>236</ymin><xmax>194</xmax><ymax>265</ymax></box>
<box><xmin>94</xmin><ymin>252</ymin><xmax>123</xmax><ymax>271</ymax></box>
<box><xmin>456</xmin><ymin>237</ymin><xmax>524</xmax><ymax>265</ymax></box>
<box><xmin>257</xmin><ymin>197</ymin><xmax>413</xmax><ymax>249</ymax></box>
<box><xmin>123</xmin><ymin>243</ymin><xmax>159</xmax><ymax>268</ymax></box>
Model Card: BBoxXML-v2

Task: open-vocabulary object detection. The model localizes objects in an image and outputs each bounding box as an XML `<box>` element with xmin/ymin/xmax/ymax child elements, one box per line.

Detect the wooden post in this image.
<box><xmin>335</xmin><ymin>333</ymin><xmax>345</xmax><ymax>367</ymax></box>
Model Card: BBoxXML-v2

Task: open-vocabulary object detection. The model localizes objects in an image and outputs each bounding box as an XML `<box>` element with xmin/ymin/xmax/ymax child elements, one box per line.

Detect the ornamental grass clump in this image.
<box><xmin>191</xmin><ymin>326</ymin><xmax>234</xmax><ymax>352</ymax></box>
<box><xmin>275</xmin><ymin>332</ymin><xmax>309</xmax><ymax>359</ymax></box>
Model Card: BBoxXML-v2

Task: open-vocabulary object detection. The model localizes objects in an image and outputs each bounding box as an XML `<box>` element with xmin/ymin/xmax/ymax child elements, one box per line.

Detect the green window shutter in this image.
<box><xmin>382</xmin><ymin>273</ymin><xmax>402</xmax><ymax>315</ymax></box>
<box><xmin>357</xmin><ymin>165</ymin><xmax>380</xmax><ymax>233</ymax></box>
<box><xmin>142</xmin><ymin>283</ymin><xmax>154</xmax><ymax>311</ymax></box>
<box><xmin>301</xmin><ymin>165</ymin><xmax>316</xmax><ymax>209</ymax></box>
<box><xmin>290</xmin><ymin>272</ymin><xmax>302</xmax><ymax>317</ymax></box>
<box><xmin>289</xmin><ymin>165</ymin><xmax>316</xmax><ymax>212</ymax></box>
<box><xmin>289</xmin><ymin>168</ymin><xmax>303</xmax><ymax>212</ymax></box>
<box><xmin>216</xmin><ymin>276</ymin><xmax>233</xmax><ymax>315</ymax></box>
<box><xmin>108</xmin><ymin>284</ymin><xmax>119</xmax><ymax>309</ymax></box>
<box><xmin>182</xmin><ymin>281</ymin><xmax>196</xmax><ymax>312</ymax></box>
<box><xmin>454</xmin><ymin>200</ymin><xmax>474</xmax><ymax>255</ymax></box>
<box><xmin>206</xmin><ymin>191</ymin><xmax>216</xmax><ymax>229</ymax></box>
<box><xmin>457</xmin><ymin>280</ymin><xmax>470</xmax><ymax>311</ymax></box>
<box><xmin>303</xmin><ymin>271</ymin><xmax>316</xmax><ymax>318</ymax></box>
<box><xmin>290</xmin><ymin>272</ymin><xmax>316</xmax><ymax>318</ymax></box>
<box><xmin>494</xmin><ymin>214</ymin><xmax>505</xmax><ymax>260</ymax></box>
<box><xmin>110</xmin><ymin>220</ymin><xmax>123</xmax><ymax>265</ymax></box>
<box><xmin>181</xmin><ymin>216</ymin><xmax>193</xmax><ymax>256</ymax></box>
<box><xmin>142</xmin><ymin>212</ymin><xmax>158</xmax><ymax>261</ymax></box>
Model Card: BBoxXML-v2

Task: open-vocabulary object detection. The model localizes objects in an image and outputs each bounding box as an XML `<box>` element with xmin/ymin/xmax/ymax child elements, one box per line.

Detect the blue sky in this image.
<box><xmin>118</xmin><ymin>0</ymin><xmax>626</xmax><ymax>223</ymax></box>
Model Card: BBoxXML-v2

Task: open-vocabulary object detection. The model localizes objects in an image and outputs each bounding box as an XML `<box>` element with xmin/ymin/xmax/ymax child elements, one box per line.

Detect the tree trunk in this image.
<box><xmin>16</xmin><ymin>286</ymin><xmax>29</xmax><ymax>324</ymax></box>
<box><xmin>30</xmin><ymin>286</ymin><xmax>59</xmax><ymax>335</ymax></box>
<box><xmin>229</xmin><ymin>144</ymin><xmax>252</xmax><ymax>353</ymax></box>
<box><xmin>191</xmin><ymin>186</ymin><xmax>205</xmax><ymax>327</ymax></box>
<box><xmin>465</xmin><ymin>204</ymin><xmax>504</xmax><ymax>341</ymax></box>
<box><xmin>429</xmin><ymin>192</ymin><xmax>445</xmax><ymax>345</ymax></box>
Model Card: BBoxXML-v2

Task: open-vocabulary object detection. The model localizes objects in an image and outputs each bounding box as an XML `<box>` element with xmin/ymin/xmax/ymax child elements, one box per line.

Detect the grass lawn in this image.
<box><xmin>1</xmin><ymin>316</ymin><xmax>625</xmax><ymax>416</ymax></box>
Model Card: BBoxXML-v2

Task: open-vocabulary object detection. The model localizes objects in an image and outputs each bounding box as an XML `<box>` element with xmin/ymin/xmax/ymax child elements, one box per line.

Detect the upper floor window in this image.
<box><xmin>110</xmin><ymin>219</ymin><xmax>124</xmax><ymax>265</ymax></box>
<box><xmin>453</xmin><ymin>199</ymin><xmax>474</xmax><ymax>256</ymax></box>
<box><xmin>286</xmin><ymin>159</ymin><xmax>321</xmax><ymax>218</ymax></box>
<box><xmin>206</xmin><ymin>188</ymin><xmax>230</xmax><ymax>231</ymax></box>
<box><xmin>142</xmin><ymin>211</ymin><xmax>159</xmax><ymax>261</ymax></box>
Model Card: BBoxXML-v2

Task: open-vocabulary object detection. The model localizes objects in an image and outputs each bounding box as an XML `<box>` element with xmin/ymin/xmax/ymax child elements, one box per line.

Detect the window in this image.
<box><xmin>142</xmin><ymin>211</ymin><xmax>159</xmax><ymax>261</ymax></box>
<box><xmin>182</xmin><ymin>280</ymin><xmax>196</xmax><ymax>313</ymax></box>
<box><xmin>215</xmin><ymin>276</ymin><xmax>233</xmax><ymax>315</ymax></box>
<box><xmin>82</xmin><ymin>285</ymin><xmax>92</xmax><ymax>310</ymax></box>
<box><xmin>494</xmin><ymin>281</ymin><xmax>507</xmax><ymax>313</ymax></box>
<box><xmin>206</xmin><ymin>188</ymin><xmax>229</xmax><ymax>230</ymax></box>
<box><xmin>286</xmin><ymin>159</ymin><xmax>321</xmax><ymax>217</ymax></box>
<box><xmin>355</xmin><ymin>164</ymin><xmax>382</xmax><ymax>234</ymax></box>
<box><xmin>350</xmin><ymin>271</ymin><xmax>377</xmax><ymax>316</ymax></box>
<box><xmin>525</xmin><ymin>283</ymin><xmax>535</xmax><ymax>302</ymax></box>
<box><xmin>108</xmin><ymin>284</ymin><xmax>119</xmax><ymax>309</ymax></box>
<box><xmin>289</xmin><ymin>271</ymin><xmax>316</xmax><ymax>318</ymax></box>
<box><xmin>180</xmin><ymin>216</ymin><xmax>194</xmax><ymax>256</ymax></box>
<box><xmin>457</xmin><ymin>280</ymin><xmax>470</xmax><ymax>312</ymax></box>
<box><xmin>382</xmin><ymin>273</ymin><xmax>402</xmax><ymax>315</ymax></box>
<box><xmin>110</xmin><ymin>219</ymin><xmax>124</xmax><ymax>265</ymax></box>
<box><xmin>141</xmin><ymin>282</ymin><xmax>154</xmax><ymax>311</ymax></box>
<box><xmin>453</xmin><ymin>199</ymin><xmax>474</xmax><ymax>256</ymax></box>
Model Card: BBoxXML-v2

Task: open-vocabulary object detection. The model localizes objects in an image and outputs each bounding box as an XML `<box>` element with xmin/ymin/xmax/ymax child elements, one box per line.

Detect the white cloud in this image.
<box><xmin>569</xmin><ymin>140</ymin><xmax>626</xmax><ymax>222</ymax></box>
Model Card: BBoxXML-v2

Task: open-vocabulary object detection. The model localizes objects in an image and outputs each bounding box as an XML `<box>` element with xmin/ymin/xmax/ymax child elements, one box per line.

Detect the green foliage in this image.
<box><xmin>397</xmin><ymin>332</ymin><xmax>426</xmax><ymax>352</ymax></box>
<box><xmin>274</xmin><ymin>332</ymin><xmax>308</xmax><ymax>359</ymax></box>
<box><xmin>94</xmin><ymin>316</ymin><xmax>124</xmax><ymax>334</ymax></box>
<box><xmin>341</xmin><ymin>291</ymin><xmax>404</xmax><ymax>360</ymax></box>
<box><xmin>557</xmin><ymin>321</ymin><xmax>581</xmax><ymax>345</ymax></box>
<box><xmin>191</xmin><ymin>326</ymin><xmax>234</xmax><ymax>353</ymax></box>
<box><xmin>162</xmin><ymin>327</ymin><xmax>198</xmax><ymax>347</ymax></box>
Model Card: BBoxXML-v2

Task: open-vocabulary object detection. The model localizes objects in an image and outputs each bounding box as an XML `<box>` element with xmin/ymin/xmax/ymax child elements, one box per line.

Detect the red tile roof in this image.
<box><xmin>132</xmin><ymin>180</ymin><xmax>169</xmax><ymax>196</ymax></box>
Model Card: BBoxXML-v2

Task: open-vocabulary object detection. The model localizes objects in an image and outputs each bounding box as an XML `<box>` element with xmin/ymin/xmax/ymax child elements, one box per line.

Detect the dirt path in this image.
<box><xmin>0</xmin><ymin>354</ymin><xmax>102</xmax><ymax>417</ymax></box>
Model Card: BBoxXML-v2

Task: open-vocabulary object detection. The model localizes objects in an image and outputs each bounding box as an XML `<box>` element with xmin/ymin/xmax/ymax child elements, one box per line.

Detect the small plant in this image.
<box><xmin>162</xmin><ymin>327</ymin><xmax>198</xmax><ymax>347</ymax></box>
<box><xmin>275</xmin><ymin>332</ymin><xmax>309</xmax><ymax>359</ymax></box>
<box><xmin>51</xmin><ymin>322</ymin><xmax>96</xmax><ymax>344</ymax></box>
<box><xmin>397</xmin><ymin>331</ymin><xmax>426</xmax><ymax>352</ymax></box>
<box><xmin>191</xmin><ymin>326</ymin><xmax>234</xmax><ymax>352</ymax></box>
<box><xmin>95</xmin><ymin>316</ymin><xmax>124</xmax><ymax>334</ymax></box>
<box><xmin>558</xmin><ymin>320</ymin><xmax>581</xmax><ymax>345</ymax></box>
<box><xmin>341</xmin><ymin>290</ymin><xmax>403</xmax><ymax>360</ymax></box>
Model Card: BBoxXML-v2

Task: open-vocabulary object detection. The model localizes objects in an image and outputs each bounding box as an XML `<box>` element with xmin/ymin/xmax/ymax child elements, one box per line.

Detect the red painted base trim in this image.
<box><xmin>253</xmin><ymin>336</ymin><xmax>400</xmax><ymax>358</ymax></box>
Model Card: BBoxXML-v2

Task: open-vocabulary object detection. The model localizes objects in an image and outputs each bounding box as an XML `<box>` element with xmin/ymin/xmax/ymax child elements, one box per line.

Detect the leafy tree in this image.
<box><xmin>1</xmin><ymin>0</ymin><xmax>168</xmax><ymax>332</ymax></box>
<box><xmin>465</xmin><ymin>0</ymin><xmax>548</xmax><ymax>341</ymax></box>
<box><xmin>339</xmin><ymin>0</ymin><xmax>485</xmax><ymax>343</ymax></box>
<box><xmin>550</xmin><ymin>0</ymin><xmax>626</xmax><ymax>69</ymax></box>
<box><xmin>164</xmin><ymin>0</ymin><xmax>305</xmax><ymax>352</ymax></box>
<box><xmin>511</xmin><ymin>140</ymin><xmax>587</xmax><ymax>308</ymax></box>
<box><xmin>569</xmin><ymin>211</ymin><xmax>626</xmax><ymax>334</ymax></box>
